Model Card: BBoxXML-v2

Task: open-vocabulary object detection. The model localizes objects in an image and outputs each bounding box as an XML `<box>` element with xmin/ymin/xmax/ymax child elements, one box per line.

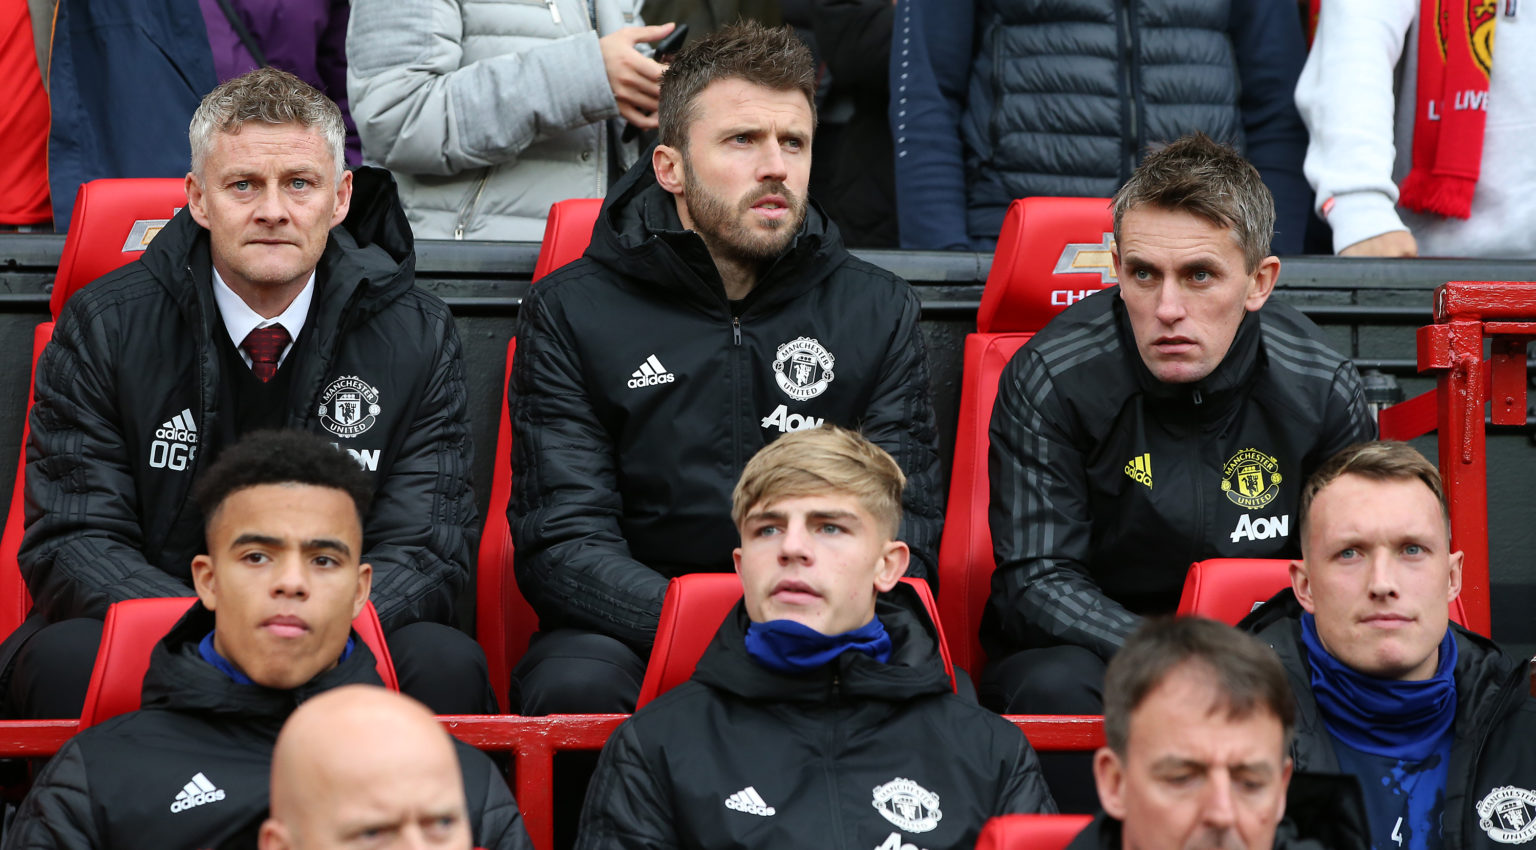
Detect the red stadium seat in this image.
<box><xmin>0</xmin><ymin>325</ymin><xmax>49</xmax><ymax>642</ymax></box>
<box><xmin>476</xmin><ymin>198</ymin><xmax>603</xmax><ymax>701</ymax></box>
<box><xmin>52</xmin><ymin>178</ymin><xmax>187</xmax><ymax>319</ymax></box>
<box><xmin>1176</xmin><ymin>557</ymin><xmax>1470</xmax><ymax>627</ymax></box>
<box><xmin>78</xmin><ymin>598</ymin><xmax>398</xmax><ymax>728</ymax></box>
<box><xmin>974</xmin><ymin>814</ymin><xmax>1093</xmax><ymax>850</ymax></box>
<box><xmin>0</xmin><ymin>180</ymin><xmax>190</xmax><ymax>648</ymax></box>
<box><xmin>529</xmin><ymin>198</ymin><xmax>601</xmax><ymax>283</ymax></box>
<box><xmin>937</xmin><ymin>197</ymin><xmax>1116</xmax><ymax>675</ymax></box>
<box><xmin>634</xmin><ymin>574</ymin><xmax>953</xmax><ymax>709</ymax></box>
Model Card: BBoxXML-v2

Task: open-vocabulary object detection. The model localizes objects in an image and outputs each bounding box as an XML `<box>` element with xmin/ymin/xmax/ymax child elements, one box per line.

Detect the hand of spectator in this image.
<box><xmin>1340</xmin><ymin>230</ymin><xmax>1418</xmax><ymax>258</ymax></box>
<box><xmin>601</xmin><ymin>23</ymin><xmax>676</xmax><ymax>130</ymax></box>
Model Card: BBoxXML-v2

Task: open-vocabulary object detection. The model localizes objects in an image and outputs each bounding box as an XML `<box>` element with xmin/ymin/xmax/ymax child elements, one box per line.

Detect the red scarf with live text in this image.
<box><xmin>1398</xmin><ymin>0</ymin><xmax>1497</xmax><ymax>219</ymax></box>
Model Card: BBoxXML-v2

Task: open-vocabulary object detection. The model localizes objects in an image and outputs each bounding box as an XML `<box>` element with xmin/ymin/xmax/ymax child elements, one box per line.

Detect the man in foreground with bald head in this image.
<box><xmin>262</xmin><ymin>685</ymin><xmax>474</xmax><ymax>850</ymax></box>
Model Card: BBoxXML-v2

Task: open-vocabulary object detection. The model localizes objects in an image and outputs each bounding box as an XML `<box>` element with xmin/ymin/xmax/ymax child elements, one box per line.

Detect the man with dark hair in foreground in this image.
<box><xmin>1244</xmin><ymin>441</ymin><xmax>1536</xmax><ymax>850</ymax></box>
<box><xmin>4</xmin><ymin>431</ymin><xmax>528</xmax><ymax>850</ymax></box>
<box><xmin>1078</xmin><ymin>616</ymin><xmax>1366</xmax><ymax>850</ymax></box>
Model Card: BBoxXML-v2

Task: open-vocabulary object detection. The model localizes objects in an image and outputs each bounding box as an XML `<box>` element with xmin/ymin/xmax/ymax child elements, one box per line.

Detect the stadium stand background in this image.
<box><xmin>1</xmin><ymin>233</ymin><xmax>1534</xmax><ymax>657</ymax></box>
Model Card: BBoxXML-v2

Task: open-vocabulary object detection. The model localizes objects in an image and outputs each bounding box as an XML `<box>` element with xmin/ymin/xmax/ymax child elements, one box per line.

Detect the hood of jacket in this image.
<box><xmin>138</xmin><ymin>165</ymin><xmax>417</xmax><ymax>337</ymax></box>
<box><xmin>691</xmin><ymin>581</ymin><xmax>955</xmax><ymax>706</ymax></box>
<box><xmin>140</xmin><ymin>601</ymin><xmax>385</xmax><ymax>724</ymax></box>
<box><xmin>584</xmin><ymin>151</ymin><xmax>852</xmax><ymax>316</ymax></box>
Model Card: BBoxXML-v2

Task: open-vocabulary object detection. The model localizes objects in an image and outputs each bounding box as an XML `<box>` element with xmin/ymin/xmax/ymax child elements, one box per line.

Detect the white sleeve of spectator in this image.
<box><xmin>346</xmin><ymin>0</ymin><xmax>620</xmax><ymax>176</ymax></box>
<box><xmin>1296</xmin><ymin>0</ymin><xmax>1417</xmax><ymax>253</ymax></box>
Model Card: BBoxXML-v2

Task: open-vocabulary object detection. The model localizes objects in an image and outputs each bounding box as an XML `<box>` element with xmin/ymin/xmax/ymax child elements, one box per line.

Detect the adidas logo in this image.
<box><xmin>155</xmin><ymin>408</ymin><xmax>199</xmax><ymax>445</ymax></box>
<box><xmin>626</xmin><ymin>354</ymin><xmax>676</xmax><ymax>389</ymax></box>
<box><xmin>724</xmin><ymin>786</ymin><xmax>776</xmax><ymax>817</ymax></box>
<box><xmin>1124</xmin><ymin>453</ymin><xmax>1152</xmax><ymax>489</ymax></box>
<box><xmin>169</xmin><ymin>772</ymin><xmax>226</xmax><ymax>813</ymax></box>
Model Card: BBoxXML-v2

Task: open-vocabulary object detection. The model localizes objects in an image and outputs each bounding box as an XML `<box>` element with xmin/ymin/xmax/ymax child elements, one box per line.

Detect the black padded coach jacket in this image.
<box><xmin>3</xmin><ymin>603</ymin><xmax>529</xmax><ymax>850</ymax></box>
<box><xmin>17</xmin><ymin>168</ymin><xmax>475</xmax><ymax>638</ymax></box>
<box><xmin>575</xmin><ymin>582</ymin><xmax>1055</xmax><ymax>850</ymax></box>
<box><xmin>509</xmin><ymin>156</ymin><xmax>943</xmax><ymax>652</ymax></box>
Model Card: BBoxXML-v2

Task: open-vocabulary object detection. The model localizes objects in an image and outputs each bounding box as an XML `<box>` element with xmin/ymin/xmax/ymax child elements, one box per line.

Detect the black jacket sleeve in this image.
<box><xmin>509</xmin><ymin>285</ymin><xmax>671</xmax><ymax>650</ymax></box>
<box><xmin>986</xmin><ymin>350</ymin><xmax>1141</xmax><ymax>659</ymax></box>
<box><xmin>19</xmin><ymin>299</ymin><xmax>194</xmax><ymax>620</ymax></box>
<box><xmin>573</xmin><ymin>721</ymin><xmax>680</xmax><ymax>850</ymax></box>
<box><xmin>860</xmin><ymin>288</ymin><xmax>943</xmax><ymax>581</ymax></box>
<box><xmin>1315</xmin><ymin>359</ymin><xmax>1377</xmax><ymax>461</ymax></box>
<box><xmin>459</xmin><ymin>744</ymin><xmax>535</xmax><ymax>850</ymax></box>
<box><xmin>2</xmin><ymin>740</ymin><xmax>98</xmax><ymax>850</ymax></box>
<box><xmin>360</xmin><ymin>302</ymin><xmax>478</xmax><ymax>631</ymax></box>
<box><xmin>993</xmin><ymin>725</ymin><xmax>1059</xmax><ymax>817</ymax></box>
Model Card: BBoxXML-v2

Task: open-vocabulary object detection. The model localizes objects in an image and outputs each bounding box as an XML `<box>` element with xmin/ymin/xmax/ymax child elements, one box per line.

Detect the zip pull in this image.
<box><xmin>732</xmin><ymin>316</ymin><xmax>741</xmax><ymax>346</ymax></box>
<box><xmin>453</xmin><ymin>223</ymin><xmax>464</xmax><ymax>240</ymax></box>
<box><xmin>545</xmin><ymin>0</ymin><xmax>562</xmax><ymax>24</ymax></box>
<box><xmin>1192</xmin><ymin>387</ymin><xmax>1204</xmax><ymax>406</ymax></box>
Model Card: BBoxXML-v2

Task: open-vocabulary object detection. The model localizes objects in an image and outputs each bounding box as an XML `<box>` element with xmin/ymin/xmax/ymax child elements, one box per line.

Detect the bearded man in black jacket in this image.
<box><xmin>509</xmin><ymin>21</ymin><xmax>942</xmax><ymax>717</ymax></box>
<box><xmin>4</xmin><ymin>431</ymin><xmax>529</xmax><ymax>850</ymax></box>
<box><xmin>5</xmin><ymin>68</ymin><xmax>489</xmax><ymax>720</ymax></box>
<box><xmin>576</xmin><ymin>426</ymin><xmax>1052</xmax><ymax>850</ymax></box>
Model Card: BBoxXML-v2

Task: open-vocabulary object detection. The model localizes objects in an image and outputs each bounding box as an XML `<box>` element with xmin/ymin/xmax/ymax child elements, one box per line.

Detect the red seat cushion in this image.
<box><xmin>530</xmin><ymin>198</ymin><xmax>602</xmax><ymax>283</ymax></box>
<box><xmin>53</xmin><ymin>178</ymin><xmax>188</xmax><ymax>319</ymax></box>
<box><xmin>974</xmin><ymin>814</ymin><xmax>1094</xmax><ymax>850</ymax></box>
<box><xmin>78</xmin><ymin>598</ymin><xmax>398</xmax><ymax>728</ymax></box>
<box><xmin>977</xmin><ymin>197</ymin><xmax>1116</xmax><ymax>334</ymax></box>
<box><xmin>635</xmin><ymin>575</ymin><xmax>953</xmax><ymax>709</ymax></box>
<box><xmin>0</xmin><ymin>323</ymin><xmax>48</xmax><ymax>642</ymax></box>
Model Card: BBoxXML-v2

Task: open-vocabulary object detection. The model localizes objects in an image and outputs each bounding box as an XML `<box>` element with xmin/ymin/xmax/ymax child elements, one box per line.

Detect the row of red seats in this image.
<box><xmin>0</xmin><ymin>181</ymin><xmax>1468</xmax><ymax>699</ymax></box>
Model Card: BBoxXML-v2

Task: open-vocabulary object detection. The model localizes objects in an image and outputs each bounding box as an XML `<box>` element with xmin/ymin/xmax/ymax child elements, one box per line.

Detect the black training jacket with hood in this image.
<box><xmin>1244</xmin><ymin>590</ymin><xmax>1536</xmax><ymax>850</ymax></box>
<box><xmin>2</xmin><ymin>603</ymin><xmax>530</xmax><ymax>850</ymax></box>
<box><xmin>984</xmin><ymin>288</ymin><xmax>1374</xmax><ymax>661</ymax></box>
<box><xmin>509</xmin><ymin>154</ymin><xmax>943</xmax><ymax>652</ymax></box>
<box><xmin>575</xmin><ymin>582</ymin><xmax>1056</xmax><ymax>850</ymax></box>
<box><xmin>16</xmin><ymin>167</ymin><xmax>476</xmax><ymax>641</ymax></box>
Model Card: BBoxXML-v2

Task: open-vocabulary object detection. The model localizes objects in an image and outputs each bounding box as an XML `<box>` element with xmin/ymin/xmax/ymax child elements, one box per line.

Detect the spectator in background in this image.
<box><xmin>0</xmin><ymin>0</ymin><xmax>51</xmax><ymax>229</ymax></box>
<box><xmin>984</xmin><ymin>134</ymin><xmax>1373</xmax><ymax>810</ymax></box>
<box><xmin>1244</xmin><ymin>441</ymin><xmax>1536</xmax><ymax>849</ymax></box>
<box><xmin>641</xmin><ymin>0</ymin><xmax>782</xmax><ymax>47</ymax></box>
<box><xmin>576</xmin><ymin>427</ymin><xmax>1053</xmax><ymax>850</ymax></box>
<box><xmin>1297</xmin><ymin>0</ymin><xmax>1536</xmax><ymax>257</ymax></box>
<box><xmin>802</xmin><ymin>0</ymin><xmax>899</xmax><ymax>248</ymax></box>
<box><xmin>42</xmin><ymin>0</ymin><xmax>360</xmax><ymax>229</ymax></box>
<box><xmin>1077</xmin><ymin>616</ymin><xmax>1367</xmax><ymax>850</ymax></box>
<box><xmin>892</xmin><ymin>0</ymin><xmax>1313</xmax><ymax>254</ymax></box>
<box><xmin>346</xmin><ymin>0</ymin><xmax>673</xmax><ymax>241</ymax></box>
<box><xmin>261</xmin><ymin>686</ymin><xmax>479</xmax><ymax>850</ymax></box>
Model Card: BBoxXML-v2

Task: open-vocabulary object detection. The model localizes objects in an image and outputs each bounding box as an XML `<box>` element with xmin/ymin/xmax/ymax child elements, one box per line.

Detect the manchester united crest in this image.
<box><xmin>1220</xmin><ymin>448</ymin><xmax>1282</xmax><ymax>510</ymax></box>
<box><xmin>772</xmin><ymin>337</ymin><xmax>835</xmax><ymax>401</ymax></box>
<box><xmin>1477</xmin><ymin>786</ymin><xmax>1536</xmax><ymax>844</ymax></box>
<box><xmin>871</xmin><ymin>778</ymin><xmax>942</xmax><ymax>834</ymax></box>
<box><xmin>318</xmin><ymin>376</ymin><xmax>380</xmax><ymax>438</ymax></box>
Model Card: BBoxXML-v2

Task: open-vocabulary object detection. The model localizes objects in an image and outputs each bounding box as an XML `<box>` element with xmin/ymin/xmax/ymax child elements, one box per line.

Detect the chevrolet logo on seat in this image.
<box><xmin>1051</xmin><ymin>232</ymin><xmax>1118</xmax><ymax>284</ymax></box>
<box><xmin>121</xmin><ymin>214</ymin><xmax>180</xmax><ymax>253</ymax></box>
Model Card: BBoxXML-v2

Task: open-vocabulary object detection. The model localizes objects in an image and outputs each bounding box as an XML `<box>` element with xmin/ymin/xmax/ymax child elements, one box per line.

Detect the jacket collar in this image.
<box><xmin>586</xmin><ymin>151</ymin><xmax>849</xmax><ymax>313</ymax></box>
<box><xmin>140</xmin><ymin>601</ymin><xmax>384</xmax><ymax>723</ymax></box>
<box><xmin>690</xmin><ymin>582</ymin><xmax>953</xmax><ymax>705</ymax></box>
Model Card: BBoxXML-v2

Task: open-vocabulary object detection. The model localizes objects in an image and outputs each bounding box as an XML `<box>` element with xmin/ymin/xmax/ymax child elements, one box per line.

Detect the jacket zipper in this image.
<box><xmin>1119</xmin><ymin>0</ymin><xmax>1138</xmax><ymax>180</ymax></box>
<box><xmin>453</xmin><ymin>170</ymin><xmax>490</xmax><ymax>240</ymax></box>
<box><xmin>545</xmin><ymin>0</ymin><xmax>562</xmax><ymax>24</ymax></box>
<box><xmin>823</xmin><ymin>674</ymin><xmax>846</xmax><ymax>847</ymax></box>
<box><xmin>732</xmin><ymin>316</ymin><xmax>741</xmax><ymax>346</ymax></box>
<box><xmin>1191</xmin><ymin>387</ymin><xmax>1206</xmax><ymax>567</ymax></box>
